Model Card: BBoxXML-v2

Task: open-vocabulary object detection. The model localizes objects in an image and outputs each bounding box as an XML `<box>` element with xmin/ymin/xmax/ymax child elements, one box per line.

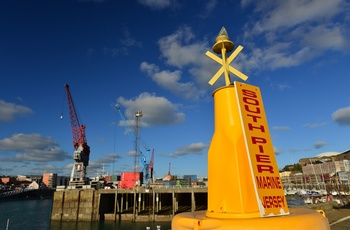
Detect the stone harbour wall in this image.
<box><xmin>50</xmin><ymin>187</ymin><xmax>208</xmax><ymax>222</ymax></box>
<box><xmin>51</xmin><ymin>189</ymin><xmax>98</xmax><ymax>222</ymax></box>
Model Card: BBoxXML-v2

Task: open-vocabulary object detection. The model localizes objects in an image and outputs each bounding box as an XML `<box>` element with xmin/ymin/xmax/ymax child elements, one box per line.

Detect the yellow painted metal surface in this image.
<box><xmin>206</xmin><ymin>85</ymin><xmax>260</xmax><ymax>219</ymax></box>
<box><xmin>235</xmin><ymin>82</ymin><xmax>289</xmax><ymax>217</ymax></box>
<box><xmin>172</xmin><ymin>27</ymin><xmax>329</xmax><ymax>229</ymax></box>
<box><xmin>172</xmin><ymin>208</ymin><xmax>330</xmax><ymax>230</ymax></box>
<box><xmin>172</xmin><ymin>83</ymin><xmax>330</xmax><ymax>229</ymax></box>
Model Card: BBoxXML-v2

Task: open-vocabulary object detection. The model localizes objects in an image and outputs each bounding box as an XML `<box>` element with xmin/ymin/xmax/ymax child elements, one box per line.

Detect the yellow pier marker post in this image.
<box><xmin>172</xmin><ymin>27</ymin><xmax>330</xmax><ymax>229</ymax></box>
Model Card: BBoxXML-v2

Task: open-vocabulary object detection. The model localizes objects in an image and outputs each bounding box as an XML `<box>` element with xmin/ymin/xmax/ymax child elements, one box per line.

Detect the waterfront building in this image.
<box><xmin>42</xmin><ymin>173</ymin><xmax>58</xmax><ymax>189</ymax></box>
<box><xmin>280</xmin><ymin>149</ymin><xmax>350</xmax><ymax>190</ymax></box>
<box><xmin>302</xmin><ymin>160</ymin><xmax>349</xmax><ymax>176</ymax></box>
<box><xmin>0</xmin><ymin>177</ymin><xmax>17</xmax><ymax>185</ymax></box>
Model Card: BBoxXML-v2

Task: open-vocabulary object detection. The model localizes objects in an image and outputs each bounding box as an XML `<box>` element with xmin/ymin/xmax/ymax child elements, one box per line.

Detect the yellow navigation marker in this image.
<box><xmin>206</xmin><ymin>27</ymin><xmax>248</xmax><ymax>86</ymax></box>
<box><xmin>172</xmin><ymin>27</ymin><xmax>330</xmax><ymax>230</ymax></box>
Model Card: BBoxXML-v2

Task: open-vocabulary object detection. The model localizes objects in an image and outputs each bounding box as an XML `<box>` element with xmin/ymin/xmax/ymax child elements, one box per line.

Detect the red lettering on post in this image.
<box><xmin>244</xmin><ymin>105</ymin><xmax>261</xmax><ymax>114</ymax></box>
<box><xmin>257</xmin><ymin>165</ymin><xmax>274</xmax><ymax>173</ymax></box>
<box><xmin>251</xmin><ymin>137</ymin><xmax>266</xmax><ymax>145</ymax></box>
<box><xmin>242</xmin><ymin>89</ymin><xmax>257</xmax><ymax>98</ymax></box>
<box><xmin>248</xmin><ymin>123</ymin><xmax>265</xmax><ymax>132</ymax></box>
<box><xmin>243</xmin><ymin>97</ymin><xmax>259</xmax><ymax>106</ymax></box>
<box><xmin>258</xmin><ymin>145</ymin><xmax>264</xmax><ymax>153</ymax></box>
<box><xmin>262</xmin><ymin>196</ymin><xmax>286</xmax><ymax>209</ymax></box>
<box><xmin>256</xmin><ymin>176</ymin><xmax>282</xmax><ymax>189</ymax></box>
<box><xmin>247</xmin><ymin>114</ymin><xmax>261</xmax><ymax>122</ymax></box>
<box><xmin>256</xmin><ymin>154</ymin><xmax>271</xmax><ymax>163</ymax></box>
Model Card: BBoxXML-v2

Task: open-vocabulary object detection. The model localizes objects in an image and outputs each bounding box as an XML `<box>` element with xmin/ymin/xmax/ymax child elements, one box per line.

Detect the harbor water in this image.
<box><xmin>0</xmin><ymin>195</ymin><xmax>308</xmax><ymax>229</ymax></box>
<box><xmin>0</xmin><ymin>199</ymin><xmax>171</xmax><ymax>230</ymax></box>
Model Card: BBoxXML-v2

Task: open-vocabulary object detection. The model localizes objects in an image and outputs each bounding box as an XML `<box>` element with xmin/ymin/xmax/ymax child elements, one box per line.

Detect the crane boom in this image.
<box><xmin>65</xmin><ymin>84</ymin><xmax>86</xmax><ymax>146</ymax></box>
<box><xmin>65</xmin><ymin>84</ymin><xmax>90</xmax><ymax>186</ymax></box>
<box><xmin>115</xmin><ymin>104</ymin><xmax>134</xmax><ymax>140</ymax></box>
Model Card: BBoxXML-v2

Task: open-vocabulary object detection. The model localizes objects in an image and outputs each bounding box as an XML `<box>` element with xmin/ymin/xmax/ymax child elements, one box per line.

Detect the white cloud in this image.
<box><xmin>64</xmin><ymin>163</ymin><xmax>74</xmax><ymax>172</ymax></box>
<box><xmin>0</xmin><ymin>100</ymin><xmax>33</xmax><ymax>123</ymax></box>
<box><xmin>138</xmin><ymin>0</ymin><xmax>172</xmax><ymax>10</ymax></box>
<box><xmin>271</xmin><ymin>82</ymin><xmax>292</xmax><ymax>91</ymax></box>
<box><xmin>158</xmin><ymin>26</ymin><xmax>207</xmax><ymax>68</ymax></box>
<box><xmin>117</xmin><ymin>92</ymin><xmax>185</xmax><ymax>126</ymax></box>
<box><xmin>0</xmin><ymin>133</ymin><xmax>55</xmax><ymax>150</ymax></box>
<box><xmin>31</xmin><ymin>164</ymin><xmax>60</xmax><ymax>175</ymax></box>
<box><xmin>274</xmin><ymin>146</ymin><xmax>284</xmax><ymax>155</ymax></box>
<box><xmin>94</xmin><ymin>153</ymin><xmax>121</xmax><ymax>164</ymax></box>
<box><xmin>84</xmin><ymin>153</ymin><xmax>122</xmax><ymax>175</ymax></box>
<box><xmin>140</xmin><ymin>62</ymin><xmax>207</xmax><ymax>100</ymax></box>
<box><xmin>168</xmin><ymin>142</ymin><xmax>208</xmax><ymax>157</ymax></box>
<box><xmin>272</xmin><ymin>126</ymin><xmax>290</xmax><ymax>131</ymax></box>
<box><xmin>240</xmin><ymin>0</ymin><xmax>350</xmax><ymax>71</ymax></box>
<box><xmin>250</xmin><ymin>0</ymin><xmax>343</xmax><ymax>33</ymax></box>
<box><xmin>238</xmin><ymin>44</ymin><xmax>314</xmax><ymax>71</ymax></box>
<box><xmin>303</xmin><ymin>122</ymin><xmax>327</xmax><ymax>128</ymax></box>
<box><xmin>332</xmin><ymin>106</ymin><xmax>350</xmax><ymax>125</ymax></box>
<box><xmin>127</xmin><ymin>150</ymin><xmax>137</xmax><ymax>157</ymax></box>
<box><xmin>0</xmin><ymin>133</ymin><xmax>70</xmax><ymax>162</ymax></box>
<box><xmin>240</xmin><ymin>0</ymin><xmax>254</xmax><ymax>8</ymax></box>
<box><xmin>301</xmin><ymin>24</ymin><xmax>348</xmax><ymax>51</ymax></box>
<box><xmin>103</xmin><ymin>47</ymin><xmax>119</xmax><ymax>58</ymax></box>
<box><xmin>118</xmin><ymin>27</ymin><xmax>142</xmax><ymax>55</ymax></box>
<box><xmin>313</xmin><ymin>141</ymin><xmax>327</xmax><ymax>149</ymax></box>
<box><xmin>197</xmin><ymin>0</ymin><xmax>218</xmax><ymax>19</ymax></box>
<box><xmin>140</xmin><ymin>26</ymin><xmax>218</xmax><ymax>99</ymax></box>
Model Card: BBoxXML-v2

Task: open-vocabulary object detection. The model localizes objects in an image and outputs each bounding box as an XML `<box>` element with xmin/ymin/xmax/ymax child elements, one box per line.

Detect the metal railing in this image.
<box><xmin>0</xmin><ymin>188</ymin><xmax>35</xmax><ymax>198</ymax></box>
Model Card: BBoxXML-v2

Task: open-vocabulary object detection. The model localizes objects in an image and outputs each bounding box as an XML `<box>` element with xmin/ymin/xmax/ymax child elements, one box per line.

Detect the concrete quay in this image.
<box><xmin>326</xmin><ymin>207</ymin><xmax>350</xmax><ymax>230</ymax></box>
<box><xmin>299</xmin><ymin>201</ymin><xmax>350</xmax><ymax>230</ymax></box>
<box><xmin>50</xmin><ymin>187</ymin><xmax>350</xmax><ymax>229</ymax></box>
<box><xmin>50</xmin><ymin>186</ymin><xmax>207</xmax><ymax>222</ymax></box>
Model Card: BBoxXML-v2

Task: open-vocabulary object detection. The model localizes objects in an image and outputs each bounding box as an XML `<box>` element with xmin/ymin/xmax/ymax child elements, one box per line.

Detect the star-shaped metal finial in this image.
<box><xmin>206</xmin><ymin>27</ymin><xmax>248</xmax><ymax>86</ymax></box>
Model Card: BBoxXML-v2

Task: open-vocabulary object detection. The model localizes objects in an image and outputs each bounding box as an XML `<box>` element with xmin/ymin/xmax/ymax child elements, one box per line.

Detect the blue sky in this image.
<box><xmin>1</xmin><ymin>0</ymin><xmax>350</xmax><ymax>179</ymax></box>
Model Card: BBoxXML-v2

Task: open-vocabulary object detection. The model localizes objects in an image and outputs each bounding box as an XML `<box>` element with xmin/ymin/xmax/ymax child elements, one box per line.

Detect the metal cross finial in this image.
<box><xmin>206</xmin><ymin>27</ymin><xmax>248</xmax><ymax>86</ymax></box>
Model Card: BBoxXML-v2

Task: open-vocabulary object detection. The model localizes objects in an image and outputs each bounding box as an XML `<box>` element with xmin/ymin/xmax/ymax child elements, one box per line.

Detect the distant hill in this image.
<box><xmin>298</xmin><ymin>149</ymin><xmax>350</xmax><ymax>166</ymax></box>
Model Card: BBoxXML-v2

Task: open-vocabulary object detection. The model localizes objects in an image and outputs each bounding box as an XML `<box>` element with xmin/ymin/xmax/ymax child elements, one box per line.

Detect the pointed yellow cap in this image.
<box><xmin>212</xmin><ymin>27</ymin><xmax>234</xmax><ymax>54</ymax></box>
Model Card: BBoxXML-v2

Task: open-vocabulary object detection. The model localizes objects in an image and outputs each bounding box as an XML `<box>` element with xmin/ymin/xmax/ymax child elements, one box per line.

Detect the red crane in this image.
<box><xmin>65</xmin><ymin>84</ymin><xmax>90</xmax><ymax>184</ymax></box>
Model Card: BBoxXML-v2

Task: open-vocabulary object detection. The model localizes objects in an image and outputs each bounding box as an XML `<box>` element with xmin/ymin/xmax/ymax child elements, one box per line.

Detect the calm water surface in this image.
<box><xmin>0</xmin><ymin>199</ymin><xmax>171</xmax><ymax>230</ymax></box>
<box><xmin>0</xmin><ymin>196</ymin><xmax>305</xmax><ymax>229</ymax></box>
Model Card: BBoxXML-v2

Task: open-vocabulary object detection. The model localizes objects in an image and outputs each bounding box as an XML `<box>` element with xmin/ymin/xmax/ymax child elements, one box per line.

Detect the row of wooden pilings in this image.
<box><xmin>50</xmin><ymin>187</ymin><xmax>208</xmax><ymax>222</ymax></box>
